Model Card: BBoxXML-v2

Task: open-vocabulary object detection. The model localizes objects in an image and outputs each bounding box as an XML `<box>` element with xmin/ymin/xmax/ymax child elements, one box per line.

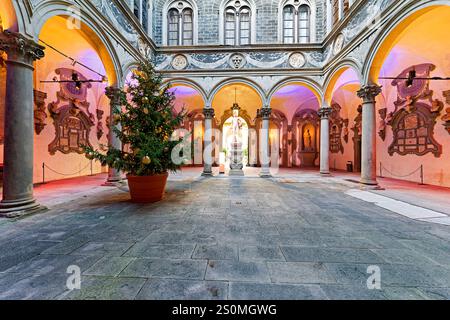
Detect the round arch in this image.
<box><xmin>362</xmin><ymin>1</ymin><xmax>450</xmax><ymax>84</ymax></box>
<box><xmin>32</xmin><ymin>3</ymin><xmax>121</xmax><ymax>86</ymax></box>
<box><xmin>323</xmin><ymin>60</ymin><xmax>362</xmax><ymax>105</ymax></box>
<box><xmin>268</xmin><ymin>77</ymin><xmax>323</xmax><ymax>106</ymax></box>
<box><xmin>208</xmin><ymin>77</ymin><xmax>266</xmax><ymax>107</ymax></box>
<box><xmin>163</xmin><ymin>78</ymin><xmax>208</xmax><ymax>106</ymax></box>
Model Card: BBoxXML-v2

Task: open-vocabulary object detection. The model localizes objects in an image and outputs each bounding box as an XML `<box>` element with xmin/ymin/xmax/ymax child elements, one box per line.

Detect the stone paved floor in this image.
<box><xmin>1</xmin><ymin>175</ymin><xmax>450</xmax><ymax>300</ymax></box>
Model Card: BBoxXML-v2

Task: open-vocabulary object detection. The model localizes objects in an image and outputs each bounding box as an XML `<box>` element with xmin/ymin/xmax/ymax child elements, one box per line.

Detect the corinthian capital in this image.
<box><xmin>203</xmin><ymin>108</ymin><xmax>215</xmax><ymax>119</ymax></box>
<box><xmin>0</xmin><ymin>30</ymin><xmax>45</xmax><ymax>66</ymax></box>
<box><xmin>260</xmin><ymin>108</ymin><xmax>272</xmax><ymax>120</ymax></box>
<box><xmin>318</xmin><ymin>107</ymin><xmax>332</xmax><ymax>119</ymax></box>
<box><xmin>105</xmin><ymin>86</ymin><xmax>125</xmax><ymax>106</ymax></box>
<box><xmin>357</xmin><ymin>84</ymin><xmax>382</xmax><ymax>103</ymax></box>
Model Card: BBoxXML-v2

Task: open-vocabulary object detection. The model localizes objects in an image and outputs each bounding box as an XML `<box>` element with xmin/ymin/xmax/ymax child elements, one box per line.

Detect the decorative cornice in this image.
<box><xmin>357</xmin><ymin>84</ymin><xmax>382</xmax><ymax>103</ymax></box>
<box><xmin>0</xmin><ymin>30</ymin><xmax>45</xmax><ymax>66</ymax></box>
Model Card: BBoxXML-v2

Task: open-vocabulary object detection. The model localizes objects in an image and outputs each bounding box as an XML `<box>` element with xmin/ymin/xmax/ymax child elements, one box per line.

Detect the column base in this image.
<box><xmin>360</xmin><ymin>178</ymin><xmax>378</xmax><ymax>186</ymax></box>
<box><xmin>0</xmin><ymin>198</ymin><xmax>47</xmax><ymax>218</ymax></box>
<box><xmin>320</xmin><ymin>171</ymin><xmax>331</xmax><ymax>175</ymax></box>
<box><xmin>201</xmin><ymin>171</ymin><xmax>213</xmax><ymax>177</ymax></box>
<box><xmin>259</xmin><ymin>170</ymin><xmax>272</xmax><ymax>178</ymax></box>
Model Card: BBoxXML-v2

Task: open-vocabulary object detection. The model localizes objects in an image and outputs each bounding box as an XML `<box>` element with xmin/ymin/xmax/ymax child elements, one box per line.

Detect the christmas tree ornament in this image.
<box><xmin>142</xmin><ymin>156</ymin><xmax>151</xmax><ymax>165</ymax></box>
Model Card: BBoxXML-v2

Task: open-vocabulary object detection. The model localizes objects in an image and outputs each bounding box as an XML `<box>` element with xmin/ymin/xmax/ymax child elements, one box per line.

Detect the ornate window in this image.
<box><xmin>280</xmin><ymin>1</ymin><xmax>315</xmax><ymax>43</ymax></box>
<box><xmin>164</xmin><ymin>1</ymin><xmax>197</xmax><ymax>46</ymax></box>
<box><xmin>132</xmin><ymin>0</ymin><xmax>151</xmax><ymax>35</ymax></box>
<box><xmin>221</xmin><ymin>0</ymin><xmax>255</xmax><ymax>45</ymax></box>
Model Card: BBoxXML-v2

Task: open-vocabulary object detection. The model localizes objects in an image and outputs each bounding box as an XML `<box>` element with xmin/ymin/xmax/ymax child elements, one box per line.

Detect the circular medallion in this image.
<box><xmin>171</xmin><ymin>54</ymin><xmax>188</xmax><ymax>70</ymax></box>
<box><xmin>229</xmin><ymin>53</ymin><xmax>246</xmax><ymax>69</ymax></box>
<box><xmin>289</xmin><ymin>52</ymin><xmax>306</xmax><ymax>69</ymax></box>
<box><xmin>333</xmin><ymin>34</ymin><xmax>345</xmax><ymax>55</ymax></box>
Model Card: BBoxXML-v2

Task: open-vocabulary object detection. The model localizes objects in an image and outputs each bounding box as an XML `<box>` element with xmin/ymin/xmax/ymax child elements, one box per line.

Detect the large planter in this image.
<box><xmin>127</xmin><ymin>173</ymin><xmax>169</xmax><ymax>203</ymax></box>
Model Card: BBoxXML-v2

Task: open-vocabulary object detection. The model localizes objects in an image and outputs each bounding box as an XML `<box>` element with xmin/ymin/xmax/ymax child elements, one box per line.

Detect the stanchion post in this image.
<box><xmin>42</xmin><ymin>162</ymin><xmax>45</xmax><ymax>184</ymax></box>
<box><xmin>380</xmin><ymin>162</ymin><xmax>383</xmax><ymax>178</ymax></box>
<box><xmin>419</xmin><ymin>165</ymin><xmax>424</xmax><ymax>185</ymax></box>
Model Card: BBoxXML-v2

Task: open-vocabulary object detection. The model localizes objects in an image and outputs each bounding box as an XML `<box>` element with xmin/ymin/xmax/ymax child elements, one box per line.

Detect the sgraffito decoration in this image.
<box><xmin>329</xmin><ymin>102</ymin><xmax>347</xmax><ymax>154</ymax></box>
<box><xmin>48</xmin><ymin>68</ymin><xmax>95</xmax><ymax>155</ymax></box>
<box><xmin>387</xmin><ymin>64</ymin><xmax>443</xmax><ymax>157</ymax></box>
<box><xmin>378</xmin><ymin>107</ymin><xmax>387</xmax><ymax>141</ymax></box>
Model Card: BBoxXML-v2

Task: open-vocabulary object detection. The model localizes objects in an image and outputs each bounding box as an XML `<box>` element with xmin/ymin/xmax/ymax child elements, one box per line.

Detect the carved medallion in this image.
<box><xmin>289</xmin><ymin>52</ymin><xmax>306</xmax><ymax>69</ymax></box>
<box><xmin>171</xmin><ymin>54</ymin><xmax>188</xmax><ymax>70</ymax></box>
<box><xmin>229</xmin><ymin>53</ymin><xmax>246</xmax><ymax>69</ymax></box>
<box><xmin>333</xmin><ymin>34</ymin><xmax>345</xmax><ymax>55</ymax></box>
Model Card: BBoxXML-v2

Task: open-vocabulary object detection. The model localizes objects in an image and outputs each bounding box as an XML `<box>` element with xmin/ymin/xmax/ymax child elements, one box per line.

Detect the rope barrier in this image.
<box><xmin>41</xmin><ymin>161</ymin><xmax>93</xmax><ymax>184</ymax></box>
<box><xmin>380</xmin><ymin>162</ymin><xmax>424</xmax><ymax>185</ymax></box>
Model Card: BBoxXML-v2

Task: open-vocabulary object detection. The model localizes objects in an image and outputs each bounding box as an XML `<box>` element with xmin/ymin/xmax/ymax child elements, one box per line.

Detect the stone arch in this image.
<box><xmin>208</xmin><ymin>77</ymin><xmax>266</xmax><ymax>107</ymax></box>
<box><xmin>323</xmin><ymin>59</ymin><xmax>362</xmax><ymax>105</ymax></box>
<box><xmin>268</xmin><ymin>77</ymin><xmax>323</xmax><ymax>106</ymax></box>
<box><xmin>31</xmin><ymin>2</ymin><xmax>122</xmax><ymax>86</ymax></box>
<box><xmin>163</xmin><ymin>78</ymin><xmax>208</xmax><ymax>106</ymax></box>
<box><xmin>0</xmin><ymin>0</ymin><xmax>24</xmax><ymax>33</ymax></box>
<box><xmin>362</xmin><ymin>1</ymin><xmax>450</xmax><ymax>84</ymax></box>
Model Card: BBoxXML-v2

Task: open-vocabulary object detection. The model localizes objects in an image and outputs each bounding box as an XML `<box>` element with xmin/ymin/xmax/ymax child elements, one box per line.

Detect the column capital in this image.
<box><xmin>105</xmin><ymin>86</ymin><xmax>125</xmax><ymax>106</ymax></box>
<box><xmin>318</xmin><ymin>107</ymin><xmax>332</xmax><ymax>119</ymax></box>
<box><xmin>203</xmin><ymin>108</ymin><xmax>215</xmax><ymax>119</ymax></box>
<box><xmin>357</xmin><ymin>84</ymin><xmax>382</xmax><ymax>104</ymax></box>
<box><xmin>0</xmin><ymin>30</ymin><xmax>45</xmax><ymax>67</ymax></box>
<box><xmin>260</xmin><ymin>108</ymin><xmax>272</xmax><ymax>120</ymax></box>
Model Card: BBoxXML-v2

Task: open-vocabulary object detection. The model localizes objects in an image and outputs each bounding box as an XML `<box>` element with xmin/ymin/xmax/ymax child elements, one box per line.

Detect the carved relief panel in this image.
<box><xmin>329</xmin><ymin>102</ymin><xmax>347</xmax><ymax>154</ymax></box>
<box><xmin>48</xmin><ymin>68</ymin><xmax>95</xmax><ymax>155</ymax></box>
<box><xmin>388</xmin><ymin>64</ymin><xmax>442</xmax><ymax>157</ymax></box>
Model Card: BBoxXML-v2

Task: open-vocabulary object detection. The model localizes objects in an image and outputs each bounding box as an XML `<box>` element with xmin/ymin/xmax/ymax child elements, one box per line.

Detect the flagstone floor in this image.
<box><xmin>0</xmin><ymin>172</ymin><xmax>450</xmax><ymax>300</ymax></box>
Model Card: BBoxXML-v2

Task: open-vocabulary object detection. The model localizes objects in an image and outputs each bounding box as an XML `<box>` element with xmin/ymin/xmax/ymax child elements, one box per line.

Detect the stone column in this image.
<box><xmin>357</xmin><ymin>84</ymin><xmax>382</xmax><ymax>185</ymax></box>
<box><xmin>104</xmin><ymin>86</ymin><xmax>123</xmax><ymax>185</ymax></box>
<box><xmin>0</xmin><ymin>31</ymin><xmax>45</xmax><ymax>217</ymax></box>
<box><xmin>202</xmin><ymin>107</ymin><xmax>214</xmax><ymax>176</ymax></box>
<box><xmin>318</xmin><ymin>107</ymin><xmax>332</xmax><ymax>175</ymax></box>
<box><xmin>259</xmin><ymin>108</ymin><xmax>272</xmax><ymax>178</ymax></box>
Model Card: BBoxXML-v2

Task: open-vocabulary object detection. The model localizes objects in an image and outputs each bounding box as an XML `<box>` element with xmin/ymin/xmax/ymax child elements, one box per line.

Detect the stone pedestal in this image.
<box><xmin>104</xmin><ymin>86</ymin><xmax>123</xmax><ymax>186</ymax></box>
<box><xmin>0</xmin><ymin>31</ymin><xmax>46</xmax><ymax>217</ymax></box>
<box><xmin>229</xmin><ymin>141</ymin><xmax>244</xmax><ymax>176</ymax></box>
<box><xmin>357</xmin><ymin>85</ymin><xmax>382</xmax><ymax>185</ymax></box>
<box><xmin>299</xmin><ymin>151</ymin><xmax>317</xmax><ymax>167</ymax></box>
<box><xmin>318</xmin><ymin>107</ymin><xmax>332</xmax><ymax>175</ymax></box>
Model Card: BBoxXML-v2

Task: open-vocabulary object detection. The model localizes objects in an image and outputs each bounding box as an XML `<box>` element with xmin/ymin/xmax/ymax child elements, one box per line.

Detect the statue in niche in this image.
<box><xmin>387</xmin><ymin>64</ymin><xmax>442</xmax><ymax>157</ymax></box>
<box><xmin>292</xmin><ymin>108</ymin><xmax>319</xmax><ymax>167</ymax></box>
<box><xmin>303</xmin><ymin>129</ymin><xmax>312</xmax><ymax>151</ymax></box>
<box><xmin>48</xmin><ymin>68</ymin><xmax>95</xmax><ymax>155</ymax></box>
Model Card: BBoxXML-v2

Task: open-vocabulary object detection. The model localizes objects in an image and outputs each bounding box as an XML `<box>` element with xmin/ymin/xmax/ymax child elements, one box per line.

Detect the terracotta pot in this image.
<box><xmin>127</xmin><ymin>173</ymin><xmax>169</xmax><ymax>203</ymax></box>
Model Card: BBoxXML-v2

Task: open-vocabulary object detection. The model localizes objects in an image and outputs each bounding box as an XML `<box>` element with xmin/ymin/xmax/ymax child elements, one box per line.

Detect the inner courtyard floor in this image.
<box><xmin>0</xmin><ymin>170</ymin><xmax>450</xmax><ymax>300</ymax></box>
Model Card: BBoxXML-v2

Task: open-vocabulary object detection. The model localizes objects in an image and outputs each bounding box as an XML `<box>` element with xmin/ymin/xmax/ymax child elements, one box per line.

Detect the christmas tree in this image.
<box><xmin>84</xmin><ymin>61</ymin><xmax>185</xmax><ymax>176</ymax></box>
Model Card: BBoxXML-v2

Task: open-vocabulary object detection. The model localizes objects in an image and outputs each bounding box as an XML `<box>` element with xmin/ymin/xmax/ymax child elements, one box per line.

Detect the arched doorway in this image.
<box><xmin>270</xmin><ymin>82</ymin><xmax>321</xmax><ymax>168</ymax></box>
<box><xmin>33</xmin><ymin>15</ymin><xmax>118</xmax><ymax>183</ymax></box>
<box><xmin>222</xmin><ymin>115</ymin><xmax>249</xmax><ymax>167</ymax></box>
<box><xmin>324</xmin><ymin>66</ymin><xmax>362</xmax><ymax>172</ymax></box>
<box><xmin>211</xmin><ymin>82</ymin><xmax>263</xmax><ymax>171</ymax></box>
<box><xmin>365</xmin><ymin>5</ymin><xmax>450</xmax><ymax>187</ymax></box>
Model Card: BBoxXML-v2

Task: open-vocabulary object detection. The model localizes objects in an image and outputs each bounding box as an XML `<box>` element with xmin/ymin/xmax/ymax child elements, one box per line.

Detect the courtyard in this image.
<box><xmin>0</xmin><ymin>170</ymin><xmax>449</xmax><ymax>300</ymax></box>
